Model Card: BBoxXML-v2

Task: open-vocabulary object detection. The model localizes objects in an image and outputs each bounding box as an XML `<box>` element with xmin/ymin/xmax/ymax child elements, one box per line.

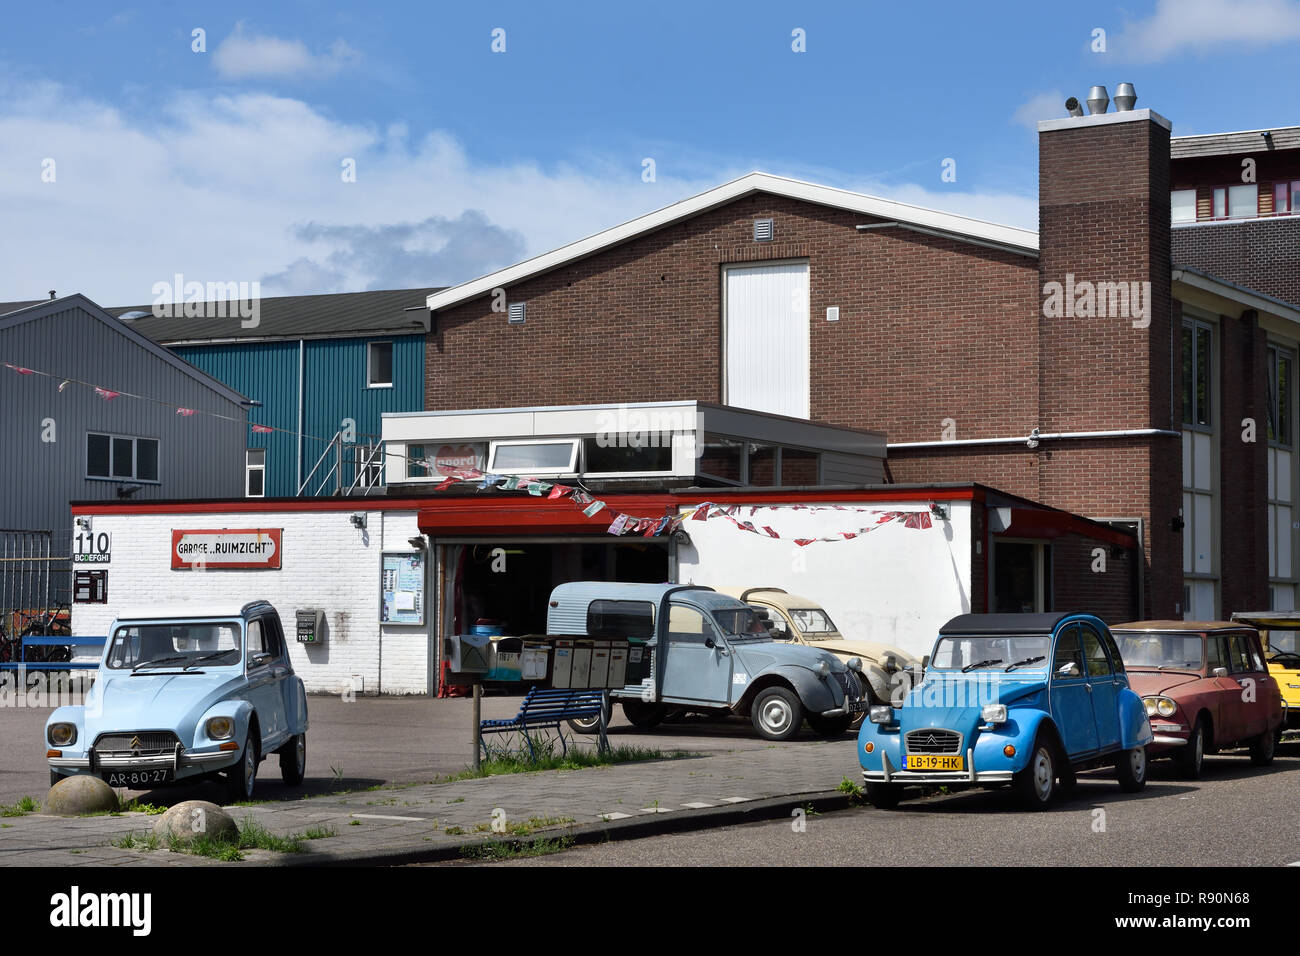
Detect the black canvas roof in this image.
<box><xmin>939</xmin><ymin>612</ymin><xmax>1075</xmax><ymax>635</ymax></box>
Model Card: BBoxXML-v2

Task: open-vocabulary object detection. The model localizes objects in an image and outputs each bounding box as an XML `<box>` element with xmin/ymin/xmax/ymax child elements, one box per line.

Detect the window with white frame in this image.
<box><xmin>1170</xmin><ymin>189</ymin><xmax>1197</xmax><ymax>223</ymax></box>
<box><xmin>487</xmin><ymin>438</ymin><xmax>581</xmax><ymax>476</ymax></box>
<box><xmin>1181</xmin><ymin>316</ymin><xmax>1216</xmax><ymax>621</ymax></box>
<box><xmin>1269</xmin><ymin>343</ymin><xmax>1297</xmax><ymax>610</ymax></box>
<box><xmin>367</xmin><ymin>341</ymin><xmax>394</xmax><ymax>387</ymax></box>
<box><xmin>87</xmin><ymin>432</ymin><xmax>159</xmax><ymax>482</ymax></box>
<box><xmin>245</xmin><ymin>448</ymin><xmax>266</xmax><ymax>497</ymax></box>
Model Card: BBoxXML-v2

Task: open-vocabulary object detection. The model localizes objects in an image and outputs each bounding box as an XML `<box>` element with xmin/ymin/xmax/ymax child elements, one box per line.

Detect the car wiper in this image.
<box><xmin>132</xmin><ymin>655</ymin><xmax>189</xmax><ymax>672</ymax></box>
<box><xmin>184</xmin><ymin>651</ymin><xmax>237</xmax><ymax>670</ymax></box>
<box><xmin>962</xmin><ymin>659</ymin><xmax>1003</xmax><ymax>673</ymax></box>
<box><xmin>1005</xmin><ymin>656</ymin><xmax>1045</xmax><ymax>672</ymax></box>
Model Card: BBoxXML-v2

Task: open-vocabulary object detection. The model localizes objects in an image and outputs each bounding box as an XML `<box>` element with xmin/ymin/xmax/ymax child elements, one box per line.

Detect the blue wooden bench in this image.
<box><xmin>479</xmin><ymin>687</ymin><xmax>605</xmax><ymax>759</ymax></box>
<box><xmin>0</xmin><ymin>635</ymin><xmax>105</xmax><ymax>670</ymax></box>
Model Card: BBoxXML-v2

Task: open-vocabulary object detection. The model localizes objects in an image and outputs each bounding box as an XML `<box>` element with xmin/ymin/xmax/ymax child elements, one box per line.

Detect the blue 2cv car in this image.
<box><xmin>858</xmin><ymin>612</ymin><xmax>1153</xmax><ymax>809</ymax></box>
<box><xmin>46</xmin><ymin>602</ymin><xmax>309</xmax><ymax>803</ymax></box>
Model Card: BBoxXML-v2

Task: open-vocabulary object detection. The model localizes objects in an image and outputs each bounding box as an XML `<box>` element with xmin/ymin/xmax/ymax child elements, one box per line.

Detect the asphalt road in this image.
<box><xmin>0</xmin><ymin>689</ymin><xmax>805</xmax><ymax>807</ymax></box>
<box><xmin>480</xmin><ymin>743</ymin><xmax>1300</xmax><ymax>867</ymax></box>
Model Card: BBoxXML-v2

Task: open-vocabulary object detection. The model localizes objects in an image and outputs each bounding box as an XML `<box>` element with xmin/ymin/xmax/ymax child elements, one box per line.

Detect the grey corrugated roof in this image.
<box><xmin>2</xmin><ymin>288</ymin><xmax>443</xmax><ymax>344</ymax></box>
<box><xmin>117</xmin><ymin>287</ymin><xmax>443</xmax><ymax>344</ymax></box>
<box><xmin>1171</xmin><ymin>126</ymin><xmax>1300</xmax><ymax>159</ymax></box>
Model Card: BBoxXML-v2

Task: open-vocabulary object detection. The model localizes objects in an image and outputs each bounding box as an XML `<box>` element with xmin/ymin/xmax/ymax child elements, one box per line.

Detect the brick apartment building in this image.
<box><xmin>414</xmin><ymin>104</ymin><xmax>1300</xmax><ymax>624</ymax></box>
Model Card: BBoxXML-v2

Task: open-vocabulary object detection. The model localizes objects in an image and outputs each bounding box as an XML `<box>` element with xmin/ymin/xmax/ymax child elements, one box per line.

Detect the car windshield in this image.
<box><xmin>930</xmin><ymin>634</ymin><xmax>1051</xmax><ymax>671</ymax></box>
<box><xmin>1114</xmin><ymin>632</ymin><xmax>1204</xmax><ymax>670</ymax></box>
<box><xmin>107</xmin><ymin>622</ymin><xmax>241</xmax><ymax>670</ymax></box>
<box><xmin>788</xmin><ymin>607</ymin><xmax>837</xmax><ymax>637</ymax></box>
<box><xmin>711</xmin><ymin>607</ymin><xmax>770</xmax><ymax>638</ymax></box>
<box><xmin>1267</xmin><ymin>632</ymin><xmax>1300</xmax><ymax>658</ymax></box>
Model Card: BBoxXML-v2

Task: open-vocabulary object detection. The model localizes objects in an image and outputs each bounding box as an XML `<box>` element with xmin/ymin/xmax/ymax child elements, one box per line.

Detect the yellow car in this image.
<box><xmin>1231</xmin><ymin>611</ymin><xmax>1300</xmax><ymax>733</ymax></box>
<box><xmin>715</xmin><ymin>587</ymin><xmax>921</xmax><ymax>715</ymax></box>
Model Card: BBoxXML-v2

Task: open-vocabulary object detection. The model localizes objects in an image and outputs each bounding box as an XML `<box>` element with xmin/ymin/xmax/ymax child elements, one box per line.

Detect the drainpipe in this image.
<box><xmin>888</xmin><ymin>427</ymin><xmax>1180</xmax><ymax>450</ymax></box>
<box><xmin>296</xmin><ymin>340</ymin><xmax>305</xmax><ymax>493</ymax></box>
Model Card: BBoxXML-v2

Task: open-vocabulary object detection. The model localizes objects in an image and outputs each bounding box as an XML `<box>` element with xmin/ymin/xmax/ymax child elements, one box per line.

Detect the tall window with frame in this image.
<box><xmin>245</xmin><ymin>448</ymin><xmax>266</xmax><ymax>498</ymax></box>
<box><xmin>1181</xmin><ymin>317</ymin><xmax>1217</xmax><ymax>621</ymax></box>
<box><xmin>1267</xmin><ymin>343</ymin><xmax>1296</xmax><ymax>610</ymax></box>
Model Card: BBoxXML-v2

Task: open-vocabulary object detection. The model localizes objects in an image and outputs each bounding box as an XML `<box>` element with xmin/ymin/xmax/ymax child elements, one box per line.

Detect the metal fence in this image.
<box><xmin>0</xmin><ymin>530</ymin><xmax>67</xmax><ymax>639</ymax></box>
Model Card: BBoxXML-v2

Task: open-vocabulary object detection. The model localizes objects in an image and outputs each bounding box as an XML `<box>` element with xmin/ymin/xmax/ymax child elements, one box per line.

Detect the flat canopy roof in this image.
<box><xmin>1230</xmin><ymin>611</ymin><xmax>1300</xmax><ymax>629</ymax></box>
<box><xmin>1113</xmin><ymin>620</ymin><xmax>1251</xmax><ymax>632</ymax></box>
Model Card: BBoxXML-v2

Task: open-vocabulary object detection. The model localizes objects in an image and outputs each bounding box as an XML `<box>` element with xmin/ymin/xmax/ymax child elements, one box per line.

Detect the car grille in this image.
<box><xmin>93</xmin><ymin>731</ymin><xmax>181</xmax><ymax>757</ymax></box>
<box><xmin>834</xmin><ymin>670</ymin><xmax>862</xmax><ymax>699</ymax></box>
<box><xmin>905</xmin><ymin>728</ymin><xmax>962</xmax><ymax>755</ymax></box>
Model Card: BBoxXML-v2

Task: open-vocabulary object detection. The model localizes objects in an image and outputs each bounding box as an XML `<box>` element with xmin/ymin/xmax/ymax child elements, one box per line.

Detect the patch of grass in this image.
<box><xmin>225</xmin><ymin>798</ymin><xmax>270</xmax><ymax>808</ymax></box>
<box><xmin>0</xmin><ymin>796</ymin><xmax>39</xmax><ymax>817</ymax></box>
<box><xmin>111</xmin><ymin>818</ymin><xmax>335</xmax><ymax>861</ymax></box>
<box><xmin>173</xmin><ymin>831</ymin><xmax>244</xmax><ymax>862</ymax></box>
<box><xmin>447</xmin><ymin>796</ymin><xmax>465</xmax><ymax>804</ymax></box>
<box><xmin>300</xmin><ymin>826</ymin><xmax>336</xmax><ymax>841</ymax></box>
<box><xmin>505</xmin><ymin>815</ymin><xmax>574</xmax><ymax>836</ymax></box>
<box><xmin>460</xmin><ymin>836</ymin><xmax>575</xmax><ymax>861</ymax></box>
<box><xmin>442</xmin><ymin>743</ymin><xmax>693</xmax><ymax>782</ymax></box>
<box><xmin>348</xmin><ymin>819</ymin><xmax>361</xmax><ymax>826</ymax></box>
<box><xmin>237</xmin><ymin>817</ymin><xmax>305</xmax><ymax>854</ymax></box>
<box><xmin>111</xmin><ymin>831</ymin><xmax>161</xmax><ymax>851</ymax></box>
<box><xmin>801</xmin><ymin>803</ymin><xmax>821</xmax><ymax>817</ymax></box>
<box><xmin>0</xmin><ymin>823</ymin><xmax>12</xmax><ymax>828</ymax></box>
<box><xmin>329</xmin><ymin>765</ymin><xmax>344</xmax><ymax>781</ymax></box>
<box><xmin>443</xmin><ymin>825</ymin><xmax>466</xmax><ymax>835</ymax></box>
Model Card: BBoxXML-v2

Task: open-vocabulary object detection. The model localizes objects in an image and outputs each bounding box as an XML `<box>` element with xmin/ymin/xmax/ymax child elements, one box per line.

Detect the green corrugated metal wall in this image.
<box><xmin>172</xmin><ymin>334</ymin><xmax>424</xmax><ymax>497</ymax></box>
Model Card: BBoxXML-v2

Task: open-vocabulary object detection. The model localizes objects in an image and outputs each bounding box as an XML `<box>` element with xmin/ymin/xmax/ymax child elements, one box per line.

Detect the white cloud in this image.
<box><xmin>212</xmin><ymin>23</ymin><xmax>360</xmax><ymax>80</ymax></box>
<box><xmin>1011</xmin><ymin>90</ymin><xmax>1067</xmax><ymax>130</ymax></box>
<box><xmin>0</xmin><ymin>79</ymin><xmax>1037</xmax><ymax>309</ymax></box>
<box><xmin>1114</xmin><ymin>0</ymin><xmax>1300</xmax><ymax>61</ymax></box>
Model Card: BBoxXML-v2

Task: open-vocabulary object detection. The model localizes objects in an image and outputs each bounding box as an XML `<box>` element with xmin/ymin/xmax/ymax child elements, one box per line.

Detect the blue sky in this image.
<box><xmin>3</xmin><ymin>0</ymin><xmax>1300</xmax><ymax>304</ymax></box>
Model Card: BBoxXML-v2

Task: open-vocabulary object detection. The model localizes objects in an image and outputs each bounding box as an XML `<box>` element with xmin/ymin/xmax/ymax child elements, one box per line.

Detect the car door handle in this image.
<box><xmin>1085</xmin><ymin>684</ymin><xmax>1093</xmax><ymax>693</ymax></box>
<box><xmin>272</xmin><ymin>666</ymin><xmax>288</xmax><ymax>679</ymax></box>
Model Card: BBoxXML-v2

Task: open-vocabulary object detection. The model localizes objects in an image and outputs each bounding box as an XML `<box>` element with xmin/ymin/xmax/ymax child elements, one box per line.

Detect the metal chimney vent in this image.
<box><xmin>1113</xmin><ymin>83</ymin><xmax>1137</xmax><ymax>111</ymax></box>
<box><xmin>753</xmin><ymin>218</ymin><xmax>774</xmax><ymax>242</ymax></box>
<box><xmin>507</xmin><ymin>302</ymin><xmax>526</xmax><ymax>324</ymax></box>
<box><xmin>1086</xmin><ymin>85</ymin><xmax>1110</xmax><ymax>115</ymax></box>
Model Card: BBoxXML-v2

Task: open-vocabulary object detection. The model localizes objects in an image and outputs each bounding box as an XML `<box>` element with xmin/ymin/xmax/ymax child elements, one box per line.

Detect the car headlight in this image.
<box><xmin>869</xmin><ymin>705</ymin><xmax>894</xmax><ymax>724</ymax></box>
<box><xmin>981</xmin><ymin>704</ymin><xmax>1008</xmax><ymax>724</ymax></box>
<box><xmin>1156</xmin><ymin>697</ymin><xmax>1176</xmax><ymax>717</ymax></box>
<box><xmin>48</xmin><ymin>723</ymin><xmax>76</xmax><ymax>747</ymax></box>
<box><xmin>814</xmin><ymin>659</ymin><xmax>831</xmax><ymax>678</ymax></box>
<box><xmin>846</xmin><ymin>657</ymin><xmax>864</xmax><ymax>673</ymax></box>
<box><xmin>205</xmin><ymin>716</ymin><xmax>235</xmax><ymax>740</ymax></box>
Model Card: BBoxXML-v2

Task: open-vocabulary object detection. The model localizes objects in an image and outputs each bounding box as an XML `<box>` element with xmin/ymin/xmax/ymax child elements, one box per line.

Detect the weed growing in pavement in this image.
<box><xmin>441</xmin><ymin>744</ymin><xmax>693</xmax><ymax>782</ymax></box>
<box><xmin>349</xmin><ymin>819</ymin><xmax>361</xmax><ymax>826</ymax></box>
<box><xmin>0</xmin><ymin>796</ymin><xmax>39</xmax><ymax>816</ymax></box>
<box><xmin>110</xmin><ymin>819</ymin><xmax>335</xmax><ymax>861</ymax></box>
<box><xmin>460</xmin><ymin>836</ymin><xmax>575</xmax><ymax>861</ymax></box>
<box><xmin>837</xmin><ymin>776</ymin><xmax>865</xmax><ymax>804</ymax></box>
<box><xmin>444</xmin><ymin>825</ymin><xmax>466</xmax><ymax>835</ymax></box>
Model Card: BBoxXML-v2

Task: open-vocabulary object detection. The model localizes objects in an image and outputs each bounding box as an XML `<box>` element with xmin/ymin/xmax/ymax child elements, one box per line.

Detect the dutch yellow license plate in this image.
<box><xmin>904</xmin><ymin>754</ymin><xmax>964</xmax><ymax>771</ymax></box>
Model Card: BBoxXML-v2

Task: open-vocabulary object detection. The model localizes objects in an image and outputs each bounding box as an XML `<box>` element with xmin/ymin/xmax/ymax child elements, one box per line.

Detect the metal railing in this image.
<box><xmin>297</xmin><ymin>433</ymin><xmax>387</xmax><ymax>497</ymax></box>
<box><xmin>0</xmin><ymin>529</ymin><xmax>68</xmax><ymax>645</ymax></box>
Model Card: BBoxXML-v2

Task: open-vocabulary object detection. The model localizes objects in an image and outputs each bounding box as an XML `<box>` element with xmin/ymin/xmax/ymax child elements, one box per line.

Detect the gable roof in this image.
<box><xmin>425</xmin><ymin>171</ymin><xmax>1040</xmax><ymax>314</ymax></box>
<box><xmin>0</xmin><ymin>294</ymin><xmax>248</xmax><ymax>406</ymax></box>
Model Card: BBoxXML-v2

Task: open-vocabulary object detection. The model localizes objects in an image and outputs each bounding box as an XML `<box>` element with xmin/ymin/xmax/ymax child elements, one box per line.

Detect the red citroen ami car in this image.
<box><xmin>1110</xmin><ymin>621</ymin><xmax>1283</xmax><ymax>779</ymax></box>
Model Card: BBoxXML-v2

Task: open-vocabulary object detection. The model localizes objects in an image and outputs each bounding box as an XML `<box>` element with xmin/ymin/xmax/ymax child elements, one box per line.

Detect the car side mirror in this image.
<box><xmin>1057</xmin><ymin>661</ymin><xmax>1080</xmax><ymax>678</ymax></box>
<box><xmin>1212</xmin><ymin>666</ymin><xmax>1228</xmax><ymax>678</ymax></box>
<box><xmin>704</xmin><ymin>636</ymin><xmax>716</xmax><ymax>649</ymax></box>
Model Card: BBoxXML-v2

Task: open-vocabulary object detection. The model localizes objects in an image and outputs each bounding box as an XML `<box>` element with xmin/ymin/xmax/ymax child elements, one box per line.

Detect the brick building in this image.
<box><xmin>418</xmin><ymin>106</ymin><xmax>1300</xmax><ymax>622</ymax></box>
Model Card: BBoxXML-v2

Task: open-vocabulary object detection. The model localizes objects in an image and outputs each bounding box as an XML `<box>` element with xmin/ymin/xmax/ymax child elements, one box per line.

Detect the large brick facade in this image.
<box><xmin>421</xmin><ymin>111</ymin><xmax>1291</xmax><ymax>622</ymax></box>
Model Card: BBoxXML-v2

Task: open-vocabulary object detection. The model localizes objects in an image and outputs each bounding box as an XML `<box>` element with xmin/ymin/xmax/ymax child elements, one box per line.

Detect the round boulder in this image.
<box><xmin>152</xmin><ymin>800</ymin><xmax>239</xmax><ymax>845</ymax></box>
<box><xmin>45</xmin><ymin>775</ymin><xmax>119</xmax><ymax>816</ymax></box>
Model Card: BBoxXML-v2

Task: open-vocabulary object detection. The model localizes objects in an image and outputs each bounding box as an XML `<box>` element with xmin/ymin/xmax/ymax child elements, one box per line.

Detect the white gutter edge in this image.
<box><xmin>889</xmin><ymin>428</ymin><xmax>1180</xmax><ymax>450</ymax></box>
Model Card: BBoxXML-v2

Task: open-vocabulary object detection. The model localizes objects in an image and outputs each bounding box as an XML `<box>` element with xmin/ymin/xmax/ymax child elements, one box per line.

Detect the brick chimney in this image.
<box><xmin>1036</xmin><ymin>102</ymin><xmax>1180</xmax><ymax>618</ymax></box>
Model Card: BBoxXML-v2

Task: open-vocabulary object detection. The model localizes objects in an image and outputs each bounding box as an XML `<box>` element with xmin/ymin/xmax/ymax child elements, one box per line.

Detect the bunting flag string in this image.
<box><xmin>427</xmin><ymin>465</ymin><xmax>939</xmax><ymax>545</ymax></box>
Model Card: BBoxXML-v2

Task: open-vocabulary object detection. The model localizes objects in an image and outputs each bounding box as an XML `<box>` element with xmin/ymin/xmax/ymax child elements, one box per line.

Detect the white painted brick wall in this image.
<box><xmin>70</xmin><ymin>508</ymin><xmax>431</xmax><ymax>694</ymax></box>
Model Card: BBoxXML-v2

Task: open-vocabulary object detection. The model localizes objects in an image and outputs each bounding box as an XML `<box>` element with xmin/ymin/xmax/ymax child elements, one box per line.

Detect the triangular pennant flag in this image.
<box><xmin>3</xmin><ymin>363</ymin><xmax>34</xmax><ymax>375</ymax></box>
<box><xmin>582</xmin><ymin>500</ymin><xmax>606</xmax><ymax>518</ymax></box>
<box><xmin>251</xmin><ymin>424</ymin><xmax>273</xmax><ymax>433</ymax></box>
<box><xmin>527</xmin><ymin>481</ymin><xmax>548</xmax><ymax>496</ymax></box>
<box><xmin>793</xmin><ymin>538</ymin><xmax>816</xmax><ymax>547</ymax></box>
<box><xmin>500</xmin><ymin>476</ymin><xmax>520</xmax><ymax>491</ymax></box>
<box><xmin>762</xmin><ymin>526</ymin><xmax>779</xmax><ymax>538</ymax></box>
<box><xmin>691</xmin><ymin>505</ymin><xmax>710</xmax><ymax>521</ymax></box>
<box><xmin>176</xmin><ymin>407</ymin><xmax>196</xmax><ymax>416</ymax></box>
<box><xmin>94</xmin><ymin>387</ymin><xmax>120</xmax><ymax>400</ymax></box>
<box><xmin>607</xmin><ymin>513</ymin><xmax>630</xmax><ymax>536</ymax></box>
<box><xmin>548</xmin><ymin>484</ymin><xmax>571</xmax><ymax>500</ymax></box>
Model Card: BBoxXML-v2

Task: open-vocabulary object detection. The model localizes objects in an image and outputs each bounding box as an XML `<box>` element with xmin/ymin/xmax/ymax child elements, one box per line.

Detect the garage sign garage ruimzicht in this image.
<box><xmin>171</xmin><ymin>529</ymin><xmax>283</xmax><ymax>570</ymax></box>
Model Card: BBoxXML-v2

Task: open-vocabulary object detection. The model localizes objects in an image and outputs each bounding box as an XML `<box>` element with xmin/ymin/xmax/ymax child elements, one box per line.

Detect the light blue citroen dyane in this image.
<box><xmin>858</xmin><ymin>612</ymin><xmax>1153</xmax><ymax>810</ymax></box>
<box><xmin>46</xmin><ymin>602</ymin><xmax>308</xmax><ymax>803</ymax></box>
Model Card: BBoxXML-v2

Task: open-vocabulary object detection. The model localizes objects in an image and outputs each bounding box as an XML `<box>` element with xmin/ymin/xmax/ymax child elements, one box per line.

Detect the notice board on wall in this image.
<box><xmin>380</xmin><ymin>552</ymin><xmax>425</xmax><ymax>625</ymax></box>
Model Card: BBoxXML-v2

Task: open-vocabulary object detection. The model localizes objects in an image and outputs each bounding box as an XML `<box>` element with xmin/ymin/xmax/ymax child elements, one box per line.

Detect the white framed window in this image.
<box><xmin>487</xmin><ymin>438</ymin><xmax>580</xmax><ymax>476</ymax></box>
<box><xmin>1228</xmin><ymin>184</ymin><xmax>1258</xmax><ymax>219</ymax></box>
<box><xmin>86</xmin><ymin>432</ymin><xmax>160</xmax><ymax>483</ymax></box>
<box><xmin>1171</xmin><ymin>189</ymin><xmax>1196</xmax><ymax>223</ymax></box>
<box><xmin>245</xmin><ymin>448</ymin><xmax>266</xmax><ymax>498</ymax></box>
<box><xmin>1181</xmin><ymin>313</ymin><xmax>1217</xmax><ymax>620</ymax></box>
<box><xmin>367</xmin><ymin>341</ymin><xmax>394</xmax><ymax>388</ymax></box>
<box><xmin>723</xmin><ymin>260</ymin><xmax>811</xmax><ymax>420</ymax></box>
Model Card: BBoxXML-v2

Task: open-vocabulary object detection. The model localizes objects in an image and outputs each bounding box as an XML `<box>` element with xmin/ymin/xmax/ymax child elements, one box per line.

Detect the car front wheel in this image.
<box><xmin>1175</xmin><ymin>718</ymin><xmax>1206</xmax><ymax>779</ymax></box>
<box><xmin>1014</xmin><ymin>734</ymin><xmax>1057</xmax><ymax>809</ymax></box>
<box><xmin>279</xmin><ymin>733</ymin><xmax>306</xmax><ymax>785</ymax></box>
<box><xmin>750</xmin><ymin>686</ymin><xmax>804</xmax><ymax>741</ymax></box>
<box><xmin>224</xmin><ymin>734</ymin><xmax>258</xmax><ymax>803</ymax></box>
<box><xmin>1116</xmin><ymin>745</ymin><xmax>1148</xmax><ymax>792</ymax></box>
